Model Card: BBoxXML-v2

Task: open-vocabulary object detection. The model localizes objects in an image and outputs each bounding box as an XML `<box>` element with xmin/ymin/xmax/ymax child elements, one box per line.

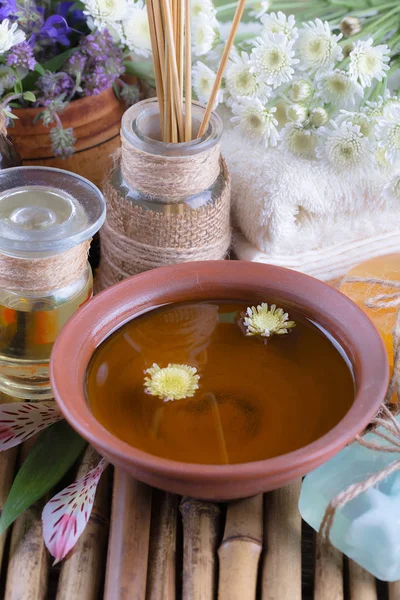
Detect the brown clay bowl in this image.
<box><xmin>50</xmin><ymin>261</ymin><xmax>389</xmax><ymax>501</ymax></box>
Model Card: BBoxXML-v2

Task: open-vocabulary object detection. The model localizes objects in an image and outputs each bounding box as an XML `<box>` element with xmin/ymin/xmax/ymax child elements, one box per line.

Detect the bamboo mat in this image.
<box><xmin>0</xmin><ymin>444</ymin><xmax>396</xmax><ymax>599</ymax></box>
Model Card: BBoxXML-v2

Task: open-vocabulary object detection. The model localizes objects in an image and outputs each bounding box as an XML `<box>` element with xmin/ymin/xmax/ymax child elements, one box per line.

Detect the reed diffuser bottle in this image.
<box><xmin>97</xmin><ymin>99</ymin><xmax>231</xmax><ymax>290</ymax></box>
<box><xmin>0</xmin><ymin>166</ymin><xmax>105</xmax><ymax>399</ymax></box>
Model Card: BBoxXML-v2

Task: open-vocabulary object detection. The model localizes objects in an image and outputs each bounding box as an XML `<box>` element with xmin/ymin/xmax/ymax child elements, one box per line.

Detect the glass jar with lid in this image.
<box><xmin>0</xmin><ymin>166</ymin><xmax>105</xmax><ymax>400</ymax></box>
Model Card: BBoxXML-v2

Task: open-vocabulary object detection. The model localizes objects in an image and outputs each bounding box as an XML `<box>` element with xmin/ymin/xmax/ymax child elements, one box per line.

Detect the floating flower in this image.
<box><xmin>289</xmin><ymin>78</ymin><xmax>312</xmax><ymax>102</ymax></box>
<box><xmin>261</xmin><ymin>12</ymin><xmax>298</xmax><ymax>42</ymax></box>
<box><xmin>225</xmin><ymin>52</ymin><xmax>270</xmax><ymax>101</ymax></box>
<box><xmin>144</xmin><ymin>363</ymin><xmax>200</xmax><ymax>402</ymax></box>
<box><xmin>231</xmin><ymin>97</ymin><xmax>279</xmax><ymax>147</ymax></box>
<box><xmin>316</xmin><ymin>121</ymin><xmax>373</xmax><ymax>173</ymax></box>
<box><xmin>42</xmin><ymin>455</ymin><xmax>108</xmax><ymax>563</ymax></box>
<box><xmin>281</xmin><ymin>123</ymin><xmax>318</xmax><ymax>158</ymax></box>
<box><xmin>249</xmin><ymin>32</ymin><xmax>298</xmax><ymax>89</ymax></box>
<box><xmin>192</xmin><ymin>61</ymin><xmax>222</xmax><ymax>106</ymax></box>
<box><xmin>297</xmin><ymin>19</ymin><xmax>343</xmax><ymax>74</ymax></box>
<box><xmin>310</xmin><ymin>107</ymin><xmax>328</xmax><ymax>127</ymax></box>
<box><xmin>122</xmin><ymin>1</ymin><xmax>151</xmax><ymax>57</ymax></box>
<box><xmin>243</xmin><ymin>303</ymin><xmax>295</xmax><ymax>338</ymax></box>
<box><xmin>375</xmin><ymin>105</ymin><xmax>400</xmax><ymax>165</ymax></box>
<box><xmin>0</xmin><ymin>19</ymin><xmax>25</xmax><ymax>54</ymax></box>
<box><xmin>317</xmin><ymin>69</ymin><xmax>363</xmax><ymax>109</ymax></box>
<box><xmin>349</xmin><ymin>39</ymin><xmax>390</xmax><ymax>88</ymax></box>
<box><xmin>192</xmin><ymin>12</ymin><xmax>218</xmax><ymax>56</ymax></box>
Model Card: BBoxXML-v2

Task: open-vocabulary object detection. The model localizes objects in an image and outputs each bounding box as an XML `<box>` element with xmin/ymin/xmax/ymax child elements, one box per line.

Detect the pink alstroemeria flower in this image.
<box><xmin>0</xmin><ymin>400</ymin><xmax>108</xmax><ymax>562</ymax></box>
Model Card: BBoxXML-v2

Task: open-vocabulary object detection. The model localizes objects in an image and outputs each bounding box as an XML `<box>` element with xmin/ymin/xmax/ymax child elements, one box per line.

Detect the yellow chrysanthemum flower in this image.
<box><xmin>243</xmin><ymin>303</ymin><xmax>296</xmax><ymax>338</ymax></box>
<box><xmin>144</xmin><ymin>363</ymin><xmax>200</xmax><ymax>402</ymax></box>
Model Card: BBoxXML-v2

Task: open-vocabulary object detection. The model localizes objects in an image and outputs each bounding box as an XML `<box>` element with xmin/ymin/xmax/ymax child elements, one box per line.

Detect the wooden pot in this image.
<box><xmin>10</xmin><ymin>88</ymin><xmax>125</xmax><ymax>188</ymax></box>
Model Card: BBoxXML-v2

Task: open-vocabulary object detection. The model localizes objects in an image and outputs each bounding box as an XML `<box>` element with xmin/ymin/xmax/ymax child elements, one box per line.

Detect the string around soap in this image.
<box><xmin>143</xmin><ymin>303</ymin><xmax>296</xmax><ymax>402</ymax></box>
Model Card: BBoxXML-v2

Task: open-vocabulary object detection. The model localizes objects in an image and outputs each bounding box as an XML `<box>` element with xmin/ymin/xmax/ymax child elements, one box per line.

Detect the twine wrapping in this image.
<box><xmin>321</xmin><ymin>275</ymin><xmax>400</xmax><ymax>541</ymax></box>
<box><xmin>0</xmin><ymin>241</ymin><xmax>90</xmax><ymax>293</ymax></box>
<box><xmin>97</xmin><ymin>155</ymin><xmax>231</xmax><ymax>292</ymax></box>
<box><xmin>121</xmin><ymin>136</ymin><xmax>221</xmax><ymax>202</ymax></box>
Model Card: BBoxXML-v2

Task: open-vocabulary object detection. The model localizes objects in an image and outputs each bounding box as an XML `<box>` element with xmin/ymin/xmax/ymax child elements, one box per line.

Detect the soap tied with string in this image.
<box><xmin>340</xmin><ymin>253</ymin><xmax>400</xmax><ymax>404</ymax></box>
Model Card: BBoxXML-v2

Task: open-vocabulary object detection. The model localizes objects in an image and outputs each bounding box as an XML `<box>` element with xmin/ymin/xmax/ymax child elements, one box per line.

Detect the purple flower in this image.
<box><xmin>79</xmin><ymin>29</ymin><xmax>117</xmax><ymax>60</ymax></box>
<box><xmin>6</xmin><ymin>41</ymin><xmax>36</xmax><ymax>71</ymax></box>
<box><xmin>65</xmin><ymin>52</ymin><xmax>86</xmax><ymax>77</ymax></box>
<box><xmin>0</xmin><ymin>0</ymin><xmax>17</xmax><ymax>20</ymax></box>
<box><xmin>37</xmin><ymin>71</ymin><xmax>74</xmax><ymax>103</ymax></box>
<box><xmin>40</xmin><ymin>15</ymin><xmax>71</xmax><ymax>46</ymax></box>
<box><xmin>82</xmin><ymin>66</ymin><xmax>116</xmax><ymax>96</ymax></box>
<box><xmin>55</xmin><ymin>1</ymin><xmax>85</xmax><ymax>28</ymax></box>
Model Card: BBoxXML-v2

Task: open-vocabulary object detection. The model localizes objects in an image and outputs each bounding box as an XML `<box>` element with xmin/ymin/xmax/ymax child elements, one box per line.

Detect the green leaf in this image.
<box><xmin>34</xmin><ymin>63</ymin><xmax>45</xmax><ymax>76</ymax></box>
<box><xmin>23</xmin><ymin>91</ymin><xmax>36</xmax><ymax>102</ymax></box>
<box><xmin>0</xmin><ymin>421</ymin><xmax>86</xmax><ymax>534</ymax></box>
<box><xmin>3</xmin><ymin>109</ymin><xmax>18</xmax><ymax>119</ymax></box>
<box><xmin>22</xmin><ymin>49</ymin><xmax>76</xmax><ymax>90</ymax></box>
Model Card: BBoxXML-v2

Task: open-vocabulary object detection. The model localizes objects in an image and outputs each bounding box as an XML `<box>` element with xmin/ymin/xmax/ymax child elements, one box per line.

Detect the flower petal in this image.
<box><xmin>0</xmin><ymin>402</ymin><xmax>63</xmax><ymax>451</ymax></box>
<box><xmin>42</xmin><ymin>458</ymin><xmax>108</xmax><ymax>563</ymax></box>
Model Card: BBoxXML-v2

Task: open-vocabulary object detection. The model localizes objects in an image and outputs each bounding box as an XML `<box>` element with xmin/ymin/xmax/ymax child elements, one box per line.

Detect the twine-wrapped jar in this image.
<box><xmin>97</xmin><ymin>98</ymin><xmax>231</xmax><ymax>290</ymax></box>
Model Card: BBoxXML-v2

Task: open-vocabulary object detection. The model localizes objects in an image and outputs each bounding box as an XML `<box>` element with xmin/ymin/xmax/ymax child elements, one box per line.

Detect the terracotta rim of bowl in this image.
<box><xmin>50</xmin><ymin>261</ymin><xmax>389</xmax><ymax>483</ymax></box>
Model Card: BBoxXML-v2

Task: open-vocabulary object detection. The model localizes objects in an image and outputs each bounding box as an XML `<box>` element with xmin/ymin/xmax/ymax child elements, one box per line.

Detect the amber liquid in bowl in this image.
<box><xmin>86</xmin><ymin>301</ymin><xmax>354</xmax><ymax>465</ymax></box>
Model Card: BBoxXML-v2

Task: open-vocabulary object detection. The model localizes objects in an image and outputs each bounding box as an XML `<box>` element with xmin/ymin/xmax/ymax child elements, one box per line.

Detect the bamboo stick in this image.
<box><xmin>197</xmin><ymin>0</ymin><xmax>246</xmax><ymax>137</ymax></box>
<box><xmin>348</xmin><ymin>560</ymin><xmax>377</xmax><ymax>600</ymax></box>
<box><xmin>160</xmin><ymin>0</ymin><xmax>185</xmax><ymax>140</ymax></box>
<box><xmin>184</xmin><ymin>0</ymin><xmax>192</xmax><ymax>141</ymax></box>
<box><xmin>179</xmin><ymin>497</ymin><xmax>220</xmax><ymax>600</ymax></box>
<box><xmin>104</xmin><ymin>469</ymin><xmax>152</xmax><ymax>600</ymax></box>
<box><xmin>314</xmin><ymin>535</ymin><xmax>343</xmax><ymax>600</ymax></box>
<box><xmin>0</xmin><ymin>447</ymin><xmax>18</xmax><ymax>577</ymax></box>
<box><xmin>147</xmin><ymin>0</ymin><xmax>165</xmax><ymax>135</ymax></box>
<box><xmin>55</xmin><ymin>447</ymin><xmax>110</xmax><ymax>600</ymax></box>
<box><xmin>218</xmin><ymin>494</ymin><xmax>263</xmax><ymax>600</ymax></box>
<box><xmin>146</xmin><ymin>490</ymin><xmax>177</xmax><ymax>600</ymax></box>
<box><xmin>261</xmin><ymin>481</ymin><xmax>302</xmax><ymax>600</ymax></box>
<box><xmin>389</xmin><ymin>580</ymin><xmax>400</xmax><ymax>600</ymax></box>
<box><xmin>4</xmin><ymin>439</ymin><xmax>49</xmax><ymax>600</ymax></box>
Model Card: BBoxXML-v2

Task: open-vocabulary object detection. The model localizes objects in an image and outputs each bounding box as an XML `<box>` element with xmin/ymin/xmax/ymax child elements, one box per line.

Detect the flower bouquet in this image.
<box><xmin>188</xmin><ymin>0</ymin><xmax>400</xmax><ymax>279</ymax></box>
<box><xmin>0</xmin><ymin>0</ymin><xmax>151</xmax><ymax>160</ymax></box>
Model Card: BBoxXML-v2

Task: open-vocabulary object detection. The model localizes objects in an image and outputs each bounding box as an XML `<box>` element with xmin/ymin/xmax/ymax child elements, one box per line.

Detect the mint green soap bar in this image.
<box><xmin>299</xmin><ymin>416</ymin><xmax>400</xmax><ymax>581</ymax></box>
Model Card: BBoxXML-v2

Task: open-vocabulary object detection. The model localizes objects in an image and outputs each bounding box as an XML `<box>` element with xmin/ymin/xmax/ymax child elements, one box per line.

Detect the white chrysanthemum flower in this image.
<box><xmin>336</xmin><ymin>110</ymin><xmax>374</xmax><ymax>138</ymax></box>
<box><xmin>231</xmin><ymin>98</ymin><xmax>279</xmax><ymax>148</ymax></box>
<box><xmin>191</xmin><ymin>0</ymin><xmax>216</xmax><ymax>18</ymax></box>
<box><xmin>0</xmin><ymin>19</ymin><xmax>25</xmax><ymax>54</ymax></box>
<box><xmin>281</xmin><ymin>123</ymin><xmax>318</xmax><ymax>158</ymax></box>
<box><xmin>249</xmin><ymin>0</ymin><xmax>270</xmax><ymax>19</ymax></box>
<box><xmin>225</xmin><ymin>52</ymin><xmax>270</xmax><ymax>101</ymax></box>
<box><xmin>374</xmin><ymin>147</ymin><xmax>390</xmax><ymax>170</ymax></box>
<box><xmin>243</xmin><ymin>303</ymin><xmax>295</xmax><ymax>338</ymax></box>
<box><xmin>349</xmin><ymin>39</ymin><xmax>390</xmax><ymax>87</ymax></box>
<box><xmin>286</xmin><ymin>103</ymin><xmax>308</xmax><ymax>124</ymax></box>
<box><xmin>192</xmin><ymin>13</ymin><xmax>218</xmax><ymax>56</ymax></box>
<box><xmin>375</xmin><ymin>105</ymin><xmax>400</xmax><ymax>165</ymax></box>
<box><xmin>297</xmin><ymin>19</ymin><xmax>343</xmax><ymax>74</ymax></box>
<box><xmin>316</xmin><ymin>121</ymin><xmax>373</xmax><ymax>173</ymax></box>
<box><xmin>192</xmin><ymin>61</ymin><xmax>222</xmax><ymax>106</ymax></box>
<box><xmin>317</xmin><ymin>69</ymin><xmax>363</xmax><ymax>109</ymax></box>
<box><xmin>144</xmin><ymin>363</ymin><xmax>200</xmax><ymax>402</ymax></box>
<box><xmin>82</xmin><ymin>0</ymin><xmax>128</xmax><ymax>30</ymax></box>
<box><xmin>122</xmin><ymin>1</ymin><xmax>151</xmax><ymax>57</ymax></box>
<box><xmin>249</xmin><ymin>32</ymin><xmax>298</xmax><ymax>88</ymax></box>
<box><xmin>289</xmin><ymin>78</ymin><xmax>312</xmax><ymax>102</ymax></box>
<box><xmin>383</xmin><ymin>173</ymin><xmax>400</xmax><ymax>202</ymax></box>
<box><xmin>261</xmin><ymin>12</ymin><xmax>298</xmax><ymax>42</ymax></box>
<box><xmin>310</xmin><ymin>107</ymin><xmax>328</xmax><ymax>127</ymax></box>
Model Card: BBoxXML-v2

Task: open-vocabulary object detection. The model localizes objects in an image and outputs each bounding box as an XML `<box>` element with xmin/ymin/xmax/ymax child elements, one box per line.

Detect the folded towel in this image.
<box><xmin>221</xmin><ymin>124</ymin><xmax>400</xmax><ymax>280</ymax></box>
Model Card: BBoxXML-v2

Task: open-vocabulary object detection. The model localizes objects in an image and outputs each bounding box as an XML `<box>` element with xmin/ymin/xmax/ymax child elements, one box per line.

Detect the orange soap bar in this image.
<box><xmin>340</xmin><ymin>253</ymin><xmax>400</xmax><ymax>400</ymax></box>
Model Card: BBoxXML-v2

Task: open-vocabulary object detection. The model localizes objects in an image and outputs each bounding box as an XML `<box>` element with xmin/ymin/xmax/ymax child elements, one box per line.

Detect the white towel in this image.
<box><xmin>221</xmin><ymin>123</ymin><xmax>400</xmax><ymax>280</ymax></box>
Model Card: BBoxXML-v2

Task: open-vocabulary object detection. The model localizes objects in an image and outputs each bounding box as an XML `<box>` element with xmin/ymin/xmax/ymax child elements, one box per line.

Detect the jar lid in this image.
<box><xmin>0</xmin><ymin>166</ymin><xmax>106</xmax><ymax>257</ymax></box>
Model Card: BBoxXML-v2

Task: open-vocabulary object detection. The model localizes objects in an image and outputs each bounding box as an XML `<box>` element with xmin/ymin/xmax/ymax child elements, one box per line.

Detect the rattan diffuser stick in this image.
<box><xmin>146</xmin><ymin>0</ymin><xmax>246</xmax><ymax>141</ymax></box>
